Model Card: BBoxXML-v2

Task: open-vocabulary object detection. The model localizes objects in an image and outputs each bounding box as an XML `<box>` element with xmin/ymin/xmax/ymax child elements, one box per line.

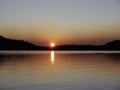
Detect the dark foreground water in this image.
<box><xmin>0</xmin><ymin>51</ymin><xmax>120</xmax><ymax>90</ymax></box>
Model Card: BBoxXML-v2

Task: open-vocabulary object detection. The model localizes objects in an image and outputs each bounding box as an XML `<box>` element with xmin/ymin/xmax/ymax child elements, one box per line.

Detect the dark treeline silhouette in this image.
<box><xmin>0</xmin><ymin>35</ymin><xmax>120</xmax><ymax>50</ymax></box>
<box><xmin>0</xmin><ymin>35</ymin><xmax>47</xmax><ymax>50</ymax></box>
<box><xmin>55</xmin><ymin>40</ymin><xmax>120</xmax><ymax>50</ymax></box>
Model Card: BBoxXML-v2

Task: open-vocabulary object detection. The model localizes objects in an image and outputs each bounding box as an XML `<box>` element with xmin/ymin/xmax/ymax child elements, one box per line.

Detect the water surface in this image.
<box><xmin>0</xmin><ymin>51</ymin><xmax>120</xmax><ymax>90</ymax></box>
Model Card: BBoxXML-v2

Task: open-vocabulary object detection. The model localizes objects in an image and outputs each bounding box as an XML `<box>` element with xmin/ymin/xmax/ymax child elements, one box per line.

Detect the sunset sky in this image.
<box><xmin>0</xmin><ymin>0</ymin><xmax>120</xmax><ymax>46</ymax></box>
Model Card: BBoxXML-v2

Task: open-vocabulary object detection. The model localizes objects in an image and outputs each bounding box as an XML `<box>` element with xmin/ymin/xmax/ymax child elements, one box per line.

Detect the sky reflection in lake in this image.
<box><xmin>0</xmin><ymin>51</ymin><xmax>120</xmax><ymax>90</ymax></box>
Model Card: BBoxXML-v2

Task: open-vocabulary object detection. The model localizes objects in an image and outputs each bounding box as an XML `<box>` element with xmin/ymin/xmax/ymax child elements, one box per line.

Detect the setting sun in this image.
<box><xmin>50</xmin><ymin>43</ymin><xmax>55</xmax><ymax>47</ymax></box>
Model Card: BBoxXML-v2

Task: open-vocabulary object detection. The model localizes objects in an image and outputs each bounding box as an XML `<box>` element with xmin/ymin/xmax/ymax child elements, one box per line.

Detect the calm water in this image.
<box><xmin>0</xmin><ymin>51</ymin><xmax>120</xmax><ymax>90</ymax></box>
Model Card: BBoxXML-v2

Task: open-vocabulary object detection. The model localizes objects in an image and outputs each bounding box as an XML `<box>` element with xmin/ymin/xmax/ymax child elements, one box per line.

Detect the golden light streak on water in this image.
<box><xmin>51</xmin><ymin>51</ymin><xmax>54</xmax><ymax>64</ymax></box>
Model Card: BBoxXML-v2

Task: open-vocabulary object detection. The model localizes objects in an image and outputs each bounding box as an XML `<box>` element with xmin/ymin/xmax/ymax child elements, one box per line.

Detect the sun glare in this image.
<box><xmin>50</xmin><ymin>43</ymin><xmax>55</xmax><ymax>47</ymax></box>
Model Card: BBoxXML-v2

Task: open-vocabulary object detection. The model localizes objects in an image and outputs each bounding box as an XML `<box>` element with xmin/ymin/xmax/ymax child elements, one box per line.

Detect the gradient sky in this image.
<box><xmin>0</xmin><ymin>0</ymin><xmax>120</xmax><ymax>46</ymax></box>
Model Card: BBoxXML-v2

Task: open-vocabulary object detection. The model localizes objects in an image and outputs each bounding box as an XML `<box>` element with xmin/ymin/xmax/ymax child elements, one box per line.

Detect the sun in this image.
<box><xmin>50</xmin><ymin>43</ymin><xmax>55</xmax><ymax>47</ymax></box>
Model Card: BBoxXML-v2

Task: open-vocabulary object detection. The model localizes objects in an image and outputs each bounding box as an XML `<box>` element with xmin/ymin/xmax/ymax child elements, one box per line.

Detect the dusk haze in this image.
<box><xmin>0</xmin><ymin>0</ymin><xmax>120</xmax><ymax>46</ymax></box>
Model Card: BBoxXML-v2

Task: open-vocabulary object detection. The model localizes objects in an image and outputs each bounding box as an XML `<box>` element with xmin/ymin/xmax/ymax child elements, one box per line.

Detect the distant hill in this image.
<box><xmin>0</xmin><ymin>35</ymin><xmax>47</xmax><ymax>50</ymax></box>
<box><xmin>55</xmin><ymin>40</ymin><xmax>120</xmax><ymax>50</ymax></box>
<box><xmin>0</xmin><ymin>35</ymin><xmax>120</xmax><ymax>50</ymax></box>
<box><xmin>101</xmin><ymin>40</ymin><xmax>120</xmax><ymax>50</ymax></box>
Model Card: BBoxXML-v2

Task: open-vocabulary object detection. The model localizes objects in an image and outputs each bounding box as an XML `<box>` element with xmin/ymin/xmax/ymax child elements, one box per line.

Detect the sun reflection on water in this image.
<box><xmin>51</xmin><ymin>51</ymin><xmax>55</xmax><ymax>64</ymax></box>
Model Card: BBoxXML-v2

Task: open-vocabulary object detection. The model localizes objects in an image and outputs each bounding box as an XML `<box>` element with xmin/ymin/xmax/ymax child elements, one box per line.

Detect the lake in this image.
<box><xmin>0</xmin><ymin>51</ymin><xmax>120</xmax><ymax>90</ymax></box>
